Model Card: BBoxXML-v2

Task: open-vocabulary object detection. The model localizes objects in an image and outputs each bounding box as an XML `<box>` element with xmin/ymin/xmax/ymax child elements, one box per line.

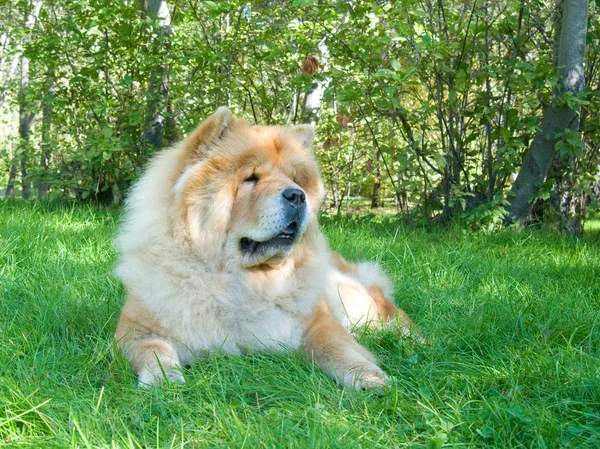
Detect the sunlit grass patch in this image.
<box><xmin>585</xmin><ymin>212</ymin><xmax>600</xmax><ymax>238</ymax></box>
<box><xmin>1</xmin><ymin>202</ymin><xmax>599</xmax><ymax>448</ymax></box>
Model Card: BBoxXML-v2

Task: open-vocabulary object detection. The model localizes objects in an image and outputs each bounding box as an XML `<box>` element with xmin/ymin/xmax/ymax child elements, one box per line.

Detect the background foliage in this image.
<box><xmin>1</xmin><ymin>0</ymin><xmax>599</xmax><ymax>230</ymax></box>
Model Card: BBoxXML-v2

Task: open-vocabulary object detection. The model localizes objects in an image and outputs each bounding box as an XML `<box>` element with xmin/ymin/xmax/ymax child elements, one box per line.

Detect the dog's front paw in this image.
<box><xmin>138</xmin><ymin>367</ymin><xmax>186</xmax><ymax>387</ymax></box>
<box><xmin>344</xmin><ymin>364</ymin><xmax>389</xmax><ymax>389</ymax></box>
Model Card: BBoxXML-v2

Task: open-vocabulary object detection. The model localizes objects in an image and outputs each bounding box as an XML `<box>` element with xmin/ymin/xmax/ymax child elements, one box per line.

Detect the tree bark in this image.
<box><xmin>371</xmin><ymin>151</ymin><xmax>382</xmax><ymax>208</ymax></box>
<box><xmin>484</xmin><ymin>1</ymin><xmax>494</xmax><ymax>200</ymax></box>
<box><xmin>0</xmin><ymin>31</ymin><xmax>20</xmax><ymax>108</ymax></box>
<box><xmin>19</xmin><ymin>47</ymin><xmax>33</xmax><ymax>199</ymax></box>
<box><xmin>0</xmin><ymin>53</ymin><xmax>19</xmax><ymax>109</ymax></box>
<box><xmin>300</xmin><ymin>11</ymin><xmax>352</xmax><ymax>125</ymax></box>
<box><xmin>301</xmin><ymin>37</ymin><xmax>330</xmax><ymax>126</ymax></box>
<box><xmin>37</xmin><ymin>75</ymin><xmax>54</xmax><ymax>198</ymax></box>
<box><xmin>5</xmin><ymin>162</ymin><xmax>18</xmax><ymax>198</ymax></box>
<box><xmin>142</xmin><ymin>0</ymin><xmax>172</xmax><ymax>151</ymax></box>
<box><xmin>16</xmin><ymin>0</ymin><xmax>42</xmax><ymax>199</ymax></box>
<box><xmin>506</xmin><ymin>0</ymin><xmax>588</xmax><ymax>222</ymax></box>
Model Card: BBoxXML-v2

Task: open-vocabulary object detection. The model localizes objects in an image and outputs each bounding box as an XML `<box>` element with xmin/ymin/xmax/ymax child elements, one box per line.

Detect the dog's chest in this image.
<box><xmin>164</xmin><ymin>279</ymin><xmax>311</xmax><ymax>355</ymax></box>
<box><xmin>228</xmin><ymin>302</ymin><xmax>305</xmax><ymax>350</ymax></box>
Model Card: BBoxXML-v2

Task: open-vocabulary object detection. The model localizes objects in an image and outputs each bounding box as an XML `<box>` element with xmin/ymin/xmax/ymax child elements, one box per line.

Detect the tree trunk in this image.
<box><xmin>19</xmin><ymin>53</ymin><xmax>33</xmax><ymax>199</ymax></box>
<box><xmin>301</xmin><ymin>37</ymin><xmax>330</xmax><ymax>126</ymax></box>
<box><xmin>330</xmin><ymin>181</ymin><xmax>340</xmax><ymax>210</ymax></box>
<box><xmin>36</xmin><ymin>75</ymin><xmax>54</xmax><ymax>198</ymax></box>
<box><xmin>0</xmin><ymin>31</ymin><xmax>20</xmax><ymax>108</ymax></box>
<box><xmin>495</xmin><ymin>4</ymin><xmax>524</xmax><ymax>196</ymax></box>
<box><xmin>484</xmin><ymin>1</ymin><xmax>494</xmax><ymax>200</ymax></box>
<box><xmin>506</xmin><ymin>0</ymin><xmax>588</xmax><ymax>222</ymax></box>
<box><xmin>300</xmin><ymin>12</ymin><xmax>352</xmax><ymax>125</ymax></box>
<box><xmin>142</xmin><ymin>0</ymin><xmax>172</xmax><ymax>152</ymax></box>
<box><xmin>371</xmin><ymin>152</ymin><xmax>382</xmax><ymax>208</ymax></box>
<box><xmin>0</xmin><ymin>53</ymin><xmax>19</xmax><ymax>109</ymax></box>
<box><xmin>5</xmin><ymin>162</ymin><xmax>18</xmax><ymax>198</ymax></box>
<box><xmin>17</xmin><ymin>1</ymin><xmax>42</xmax><ymax>199</ymax></box>
<box><xmin>344</xmin><ymin>178</ymin><xmax>351</xmax><ymax>215</ymax></box>
<box><xmin>330</xmin><ymin>152</ymin><xmax>341</xmax><ymax>210</ymax></box>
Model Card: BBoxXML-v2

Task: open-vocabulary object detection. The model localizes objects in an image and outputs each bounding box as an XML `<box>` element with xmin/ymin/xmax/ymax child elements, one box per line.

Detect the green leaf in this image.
<box><xmin>554</xmin><ymin>141</ymin><xmax>570</xmax><ymax>157</ymax></box>
<box><xmin>204</xmin><ymin>1</ymin><xmax>220</xmax><ymax>10</ymax></box>
<box><xmin>433</xmin><ymin>153</ymin><xmax>446</xmax><ymax>169</ymax></box>
<box><xmin>537</xmin><ymin>190</ymin><xmax>551</xmax><ymax>200</ymax></box>
<box><xmin>448</xmin><ymin>90</ymin><xmax>457</xmax><ymax>105</ymax></box>
<box><xmin>376</xmin><ymin>69</ymin><xmax>395</xmax><ymax>77</ymax></box>
<box><xmin>101</xmin><ymin>127</ymin><xmax>113</xmax><ymax>138</ymax></box>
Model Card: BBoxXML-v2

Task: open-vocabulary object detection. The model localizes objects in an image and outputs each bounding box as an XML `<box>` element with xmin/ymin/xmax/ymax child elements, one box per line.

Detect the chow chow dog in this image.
<box><xmin>115</xmin><ymin>107</ymin><xmax>420</xmax><ymax>389</ymax></box>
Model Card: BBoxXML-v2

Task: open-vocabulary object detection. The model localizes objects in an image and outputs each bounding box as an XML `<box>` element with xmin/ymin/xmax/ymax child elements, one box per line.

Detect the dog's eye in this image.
<box><xmin>243</xmin><ymin>174</ymin><xmax>258</xmax><ymax>184</ymax></box>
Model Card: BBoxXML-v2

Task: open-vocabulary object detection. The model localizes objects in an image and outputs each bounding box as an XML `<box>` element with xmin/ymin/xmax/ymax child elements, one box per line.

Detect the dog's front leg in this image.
<box><xmin>120</xmin><ymin>336</ymin><xmax>185</xmax><ymax>387</ymax></box>
<box><xmin>115</xmin><ymin>295</ymin><xmax>185</xmax><ymax>387</ymax></box>
<box><xmin>302</xmin><ymin>302</ymin><xmax>388</xmax><ymax>389</ymax></box>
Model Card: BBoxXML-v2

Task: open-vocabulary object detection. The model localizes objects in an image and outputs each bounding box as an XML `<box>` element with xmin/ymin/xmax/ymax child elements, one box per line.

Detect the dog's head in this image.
<box><xmin>171</xmin><ymin>108</ymin><xmax>324</xmax><ymax>270</ymax></box>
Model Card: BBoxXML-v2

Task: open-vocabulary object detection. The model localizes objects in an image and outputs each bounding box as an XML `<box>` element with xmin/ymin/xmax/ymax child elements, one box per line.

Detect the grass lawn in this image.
<box><xmin>1</xmin><ymin>201</ymin><xmax>599</xmax><ymax>448</ymax></box>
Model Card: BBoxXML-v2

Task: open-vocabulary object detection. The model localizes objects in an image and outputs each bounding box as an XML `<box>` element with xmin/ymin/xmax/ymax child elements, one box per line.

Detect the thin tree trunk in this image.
<box><xmin>495</xmin><ymin>4</ymin><xmax>524</xmax><ymax>195</ymax></box>
<box><xmin>301</xmin><ymin>37</ymin><xmax>330</xmax><ymax>126</ymax></box>
<box><xmin>5</xmin><ymin>162</ymin><xmax>18</xmax><ymax>198</ymax></box>
<box><xmin>19</xmin><ymin>52</ymin><xmax>33</xmax><ymax>199</ymax></box>
<box><xmin>0</xmin><ymin>53</ymin><xmax>19</xmax><ymax>109</ymax></box>
<box><xmin>17</xmin><ymin>1</ymin><xmax>42</xmax><ymax>199</ymax></box>
<box><xmin>164</xmin><ymin>97</ymin><xmax>180</xmax><ymax>144</ymax></box>
<box><xmin>433</xmin><ymin>61</ymin><xmax>451</xmax><ymax>217</ymax></box>
<box><xmin>371</xmin><ymin>151</ymin><xmax>382</xmax><ymax>208</ymax></box>
<box><xmin>0</xmin><ymin>32</ymin><xmax>19</xmax><ymax>108</ymax></box>
<box><xmin>37</xmin><ymin>75</ymin><xmax>54</xmax><ymax>198</ymax></box>
<box><xmin>331</xmin><ymin>152</ymin><xmax>341</xmax><ymax>210</ymax></box>
<box><xmin>287</xmin><ymin>91</ymin><xmax>298</xmax><ymax>126</ymax></box>
<box><xmin>300</xmin><ymin>13</ymin><xmax>351</xmax><ymax>125</ymax></box>
<box><xmin>484</xmin><ymin>1</ymin><xmax>494</xmax><ymax>200</ymax></box>
<box><xmin>331</xmin><ymin>182</ymin><xmax>340</xmax><ymax>210</ymax></box>
<box><xmin>506</xmin><ymin>0</ymin><xmax>588</xmax><ymax>222</ymax></box>
<box><xmin>0</xmin><ymin>33</ymin><xmax>9</xmax><ymax>75</ymax></box>
<box><xmin>448</xmin><ymin>88</ymin><xmax>459</xmax><ymax>187</ymax></box>
<box><xmin>4</xmin><ymin>0</ymin><xmax>41</xmax><ymax>198</ymax></box>
<box><xmin>142</xmin><ymin>0</ymin><xmax>172</xmax><ymax>151</ymax></box>
<box><xmin>344</xmin><ymin>179</ymin><xmax>351</xmax><ymax>215</ymax></box>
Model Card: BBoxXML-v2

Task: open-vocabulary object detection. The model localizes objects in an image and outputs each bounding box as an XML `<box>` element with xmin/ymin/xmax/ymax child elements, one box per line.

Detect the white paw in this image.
<box><xmin>344</xmin><ymin>365</ymin><xmax>389</xmax><ymax>389</ymax></box>
<box><xmin>138</xmin><ymin>367</ymin><xmax>186</xmax><ymax>387</ymax></box>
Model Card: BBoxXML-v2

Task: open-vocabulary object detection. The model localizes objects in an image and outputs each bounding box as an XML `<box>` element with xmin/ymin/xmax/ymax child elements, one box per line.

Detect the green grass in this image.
<box><xmin>1</xmin><ymin>202</ymin><xmax>599</xmax><ymax>448</ymax></box>
<box><xmin>585</xmin><ymin>212</ymin><xmax>600</xmax><ymax>238</ymax></box>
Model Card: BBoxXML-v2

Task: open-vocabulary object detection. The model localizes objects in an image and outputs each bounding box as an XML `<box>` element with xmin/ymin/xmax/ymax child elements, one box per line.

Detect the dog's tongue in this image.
<box><xmin>281</xmin><ymin>221</ymin><xmax>297</xmax><ymax>235</ymax></box>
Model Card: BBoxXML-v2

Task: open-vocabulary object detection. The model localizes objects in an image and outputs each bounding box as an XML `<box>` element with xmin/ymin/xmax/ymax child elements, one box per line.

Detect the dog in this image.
<box><xmin>115</xmin><ymin>107</ymin><xmax>420</xmax><ymax>389</ymax></box>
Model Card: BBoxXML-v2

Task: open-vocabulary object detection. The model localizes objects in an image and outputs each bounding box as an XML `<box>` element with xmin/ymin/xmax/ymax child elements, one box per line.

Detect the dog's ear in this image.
<box><xmin>184</xmin><ymin>107</ymin><xmax>235</xmax><ymax>160</ymax></box>
<box><xmin>291</xmin><ymin>124</ymin><xmax>315</xmax><ymax>151</ymax></box>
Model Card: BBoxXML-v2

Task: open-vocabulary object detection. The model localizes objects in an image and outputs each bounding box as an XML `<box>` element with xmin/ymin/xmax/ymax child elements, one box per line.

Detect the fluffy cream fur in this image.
<box><xmin>115</xmin><ymin>108</ymin><xmax>420</xmax><ymax>389</ymax></box>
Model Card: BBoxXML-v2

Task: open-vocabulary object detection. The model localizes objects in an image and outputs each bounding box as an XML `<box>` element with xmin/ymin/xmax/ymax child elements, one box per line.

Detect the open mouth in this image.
<box><xmin>276</xmin><ymin>220</ymin><xmax>298</xmax><ymax>241</ymax></box>
<box><xmin>240</xmin><ymin>220</ymin><xmax>299</xmax><ymax>254</ymax></box>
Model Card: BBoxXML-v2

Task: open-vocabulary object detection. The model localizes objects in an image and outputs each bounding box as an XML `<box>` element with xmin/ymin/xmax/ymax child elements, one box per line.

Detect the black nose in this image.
<box><xmin>282</xmin><ymin>188</ymin><xmax>306</xmax><ymax>208</ymax></box>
